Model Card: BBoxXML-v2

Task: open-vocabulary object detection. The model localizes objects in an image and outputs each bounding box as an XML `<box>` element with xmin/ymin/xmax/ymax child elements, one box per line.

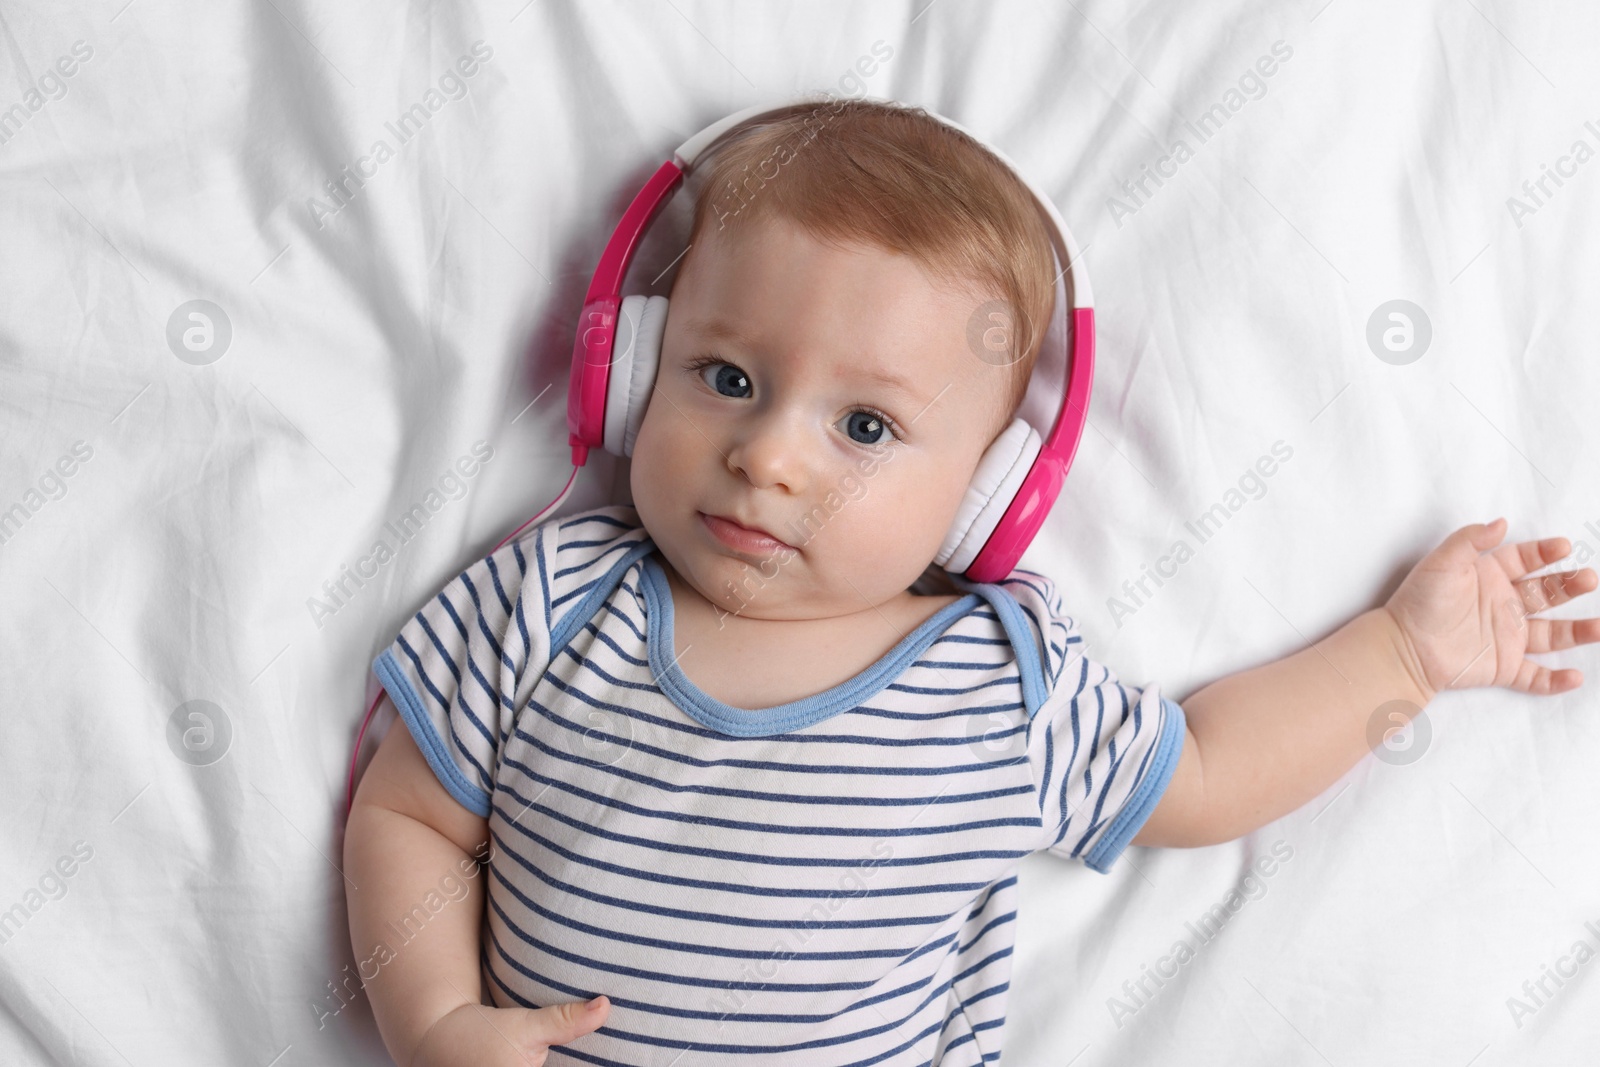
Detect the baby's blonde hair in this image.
<box><xmin>681</xmin><ymin>96</ymin><xmax>1057</xmax><ymax>438</ymax></box>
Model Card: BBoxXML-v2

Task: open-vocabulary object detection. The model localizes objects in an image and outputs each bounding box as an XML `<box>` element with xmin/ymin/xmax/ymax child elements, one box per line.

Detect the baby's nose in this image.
<box><xmin>725</xmin><ymin>418</ymin><xmax>812</xmax><ymax>493</ymax></box>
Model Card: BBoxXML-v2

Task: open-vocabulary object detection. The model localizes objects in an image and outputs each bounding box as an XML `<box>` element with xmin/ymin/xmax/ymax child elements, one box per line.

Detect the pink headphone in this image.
<box><xmin>567</xmin><ymin>96</ymin><xmax>1094</xmax><ymax>580</ymax></box>
<box><xmin>346</xmin><ymin>96</ymin><xmax>1094</xmax><ymax>818</ymax></box>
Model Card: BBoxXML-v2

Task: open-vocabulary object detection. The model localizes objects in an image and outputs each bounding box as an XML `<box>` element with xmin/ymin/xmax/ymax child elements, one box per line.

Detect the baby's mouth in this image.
<box><xmin>698</xmin><ymin>512</ymin><xmax>796</xmax><ymax>555</ymax></box>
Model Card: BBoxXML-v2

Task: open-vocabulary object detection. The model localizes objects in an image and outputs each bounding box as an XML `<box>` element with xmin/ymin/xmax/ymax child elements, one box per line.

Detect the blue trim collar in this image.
<box><xmin>638</xmin><ymin>551</ymin><xmax>986</xmax><ymax>737</ymax></box>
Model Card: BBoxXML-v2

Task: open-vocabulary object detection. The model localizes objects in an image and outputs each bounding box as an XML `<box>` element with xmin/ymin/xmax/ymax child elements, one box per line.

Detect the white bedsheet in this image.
<box><xmin>4</xmin><ymin>1</ymin><xmax>1599</xmax><ymax>1063</ymax></box>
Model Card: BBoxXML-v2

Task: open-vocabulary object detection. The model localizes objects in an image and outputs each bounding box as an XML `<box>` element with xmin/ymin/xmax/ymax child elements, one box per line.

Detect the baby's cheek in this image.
<box><xmin>912</xmin><ymin>467</ymin><xmax>977</xmax><ymax>551</ymax></box>
<box><xmin>835</xmin><ymin>468</ymin><xmax>869</xmax><ymax>503</ymax></box>
<box><xmin>856</xmin><ymin>472</ymin><xmax>948</xmax><ymax>547</ymax></box>
<box><xmin>630</xmin><ymin>404</ymin><xmax>675</xmax><ymax>476</ymax></box>
<box><xmin>627</xmin><ymin>424</ymin><xmax>667</xmax><ymax>517</ymax></box>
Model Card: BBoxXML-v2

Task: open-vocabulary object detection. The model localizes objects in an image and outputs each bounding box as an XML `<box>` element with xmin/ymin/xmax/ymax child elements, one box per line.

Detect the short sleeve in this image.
<box><xmin>1002</xmin><ymin>572</ymin><xmax>1187</xmax><ymax>874</ymax></box>
<box><xmin>370</xmin><ymin>522</ymin><xmax>554</xmax><ymax>818</ymax></box>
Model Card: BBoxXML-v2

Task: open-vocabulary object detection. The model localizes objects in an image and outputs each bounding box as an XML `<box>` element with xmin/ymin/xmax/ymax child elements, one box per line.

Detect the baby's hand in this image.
<box><xmin>410</xmin><ymin>994</ymin><xmax>609</xmax><ymax>1067</ymax></box>
<box><xmin>1384</xmin><ymin>518</ymin><xmax>1600</xmax><ymax>699</ymax></box>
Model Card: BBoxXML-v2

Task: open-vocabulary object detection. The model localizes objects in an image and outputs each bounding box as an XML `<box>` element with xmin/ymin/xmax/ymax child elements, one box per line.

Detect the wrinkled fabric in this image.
<box><xmin>2</xmin><ymin>1</ymin><xmax>1598</xmax><ymax>1064</ymax></box>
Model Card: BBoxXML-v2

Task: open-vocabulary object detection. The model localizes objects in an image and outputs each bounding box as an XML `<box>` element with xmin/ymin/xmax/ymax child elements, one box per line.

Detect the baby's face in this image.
<box><xmin>629</xmin><ymin>213</ymin><xmax>1008</xmax><ymax>621</ymax></box>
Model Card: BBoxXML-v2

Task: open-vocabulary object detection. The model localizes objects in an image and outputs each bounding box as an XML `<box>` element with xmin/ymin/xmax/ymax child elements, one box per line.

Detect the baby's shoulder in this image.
<box><xmin>535</xmin><ymin>503</ymin><xmax>643</xmax><ymax>553</ymax></box>
<box><xmin>533</xmin><ymin>502</ymin><xmax>650</xmax><ymax>624</ymax></box>
<box><xmin>990</xmin><ymin>568</ymin><xmax>1066</xmax><ymax>618</ymax></box>
<box><xmin>983</xmin><ymin>568</ymin><xmax>1082</xmax><ymax>694</ymax></box>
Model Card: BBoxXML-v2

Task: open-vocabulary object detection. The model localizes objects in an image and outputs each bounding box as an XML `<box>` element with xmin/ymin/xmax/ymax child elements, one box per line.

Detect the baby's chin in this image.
<box><xmin>656</xmin><ymin>546</ymin><xmax>806</xmax><ymax>616</ymax></box>
<box><xmin>700</xmin><ymin>563</ymin><xmax>947</xmax><ymax>623</ymax></box>
<box><xmin>686</xmin><ymin>555</ymin><xmax>803</xmax><ymax>614</ymax></box>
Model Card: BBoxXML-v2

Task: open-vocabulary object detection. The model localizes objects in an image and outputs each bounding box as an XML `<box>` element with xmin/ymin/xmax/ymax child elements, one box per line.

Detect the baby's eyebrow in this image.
<box><xmin>850</xmin><ymin>364</ymin><xmax>919</xmax><ymax>399</ymax></box>
<box><xmin>683</xmin><ymin>317</ymin><xmax>757</xmax><ymax>349</ymax></box>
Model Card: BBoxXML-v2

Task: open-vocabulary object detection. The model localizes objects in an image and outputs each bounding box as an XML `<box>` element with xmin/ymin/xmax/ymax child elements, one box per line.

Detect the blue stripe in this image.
<box><xmin>483</xmin><ymin>553</ymin><xmax>515</xmax><ymax>617</ymax></box>
<box><xmin>846</xmin><ymin>701</ymin><xmax>1027</xmax><ymax>723</ymax></box>
<box><xmin>1050</xmin><ymin>655</ymin><xmax>1088</xmax><ymax>852</ymax></box>
<box><xmin>550</xmin><ymin>574</ymin><xmax>602</xmax><ymax>611</ymax></box>
<box><xmin>535</xmin><ymin>524</ymin><xmax>552</xmax><ymax>634</ymax></box>
<box><xmin>931</xmin><ymin>633</ymin><xmax>1012</xmax><ymax>647</ymax></box>
<box><xmin>559</xmin><ymin>511</ymin><xmax>635</xmax><ymax>531</ymax></box>
<box><xmin>885</xmin><ymin>676</ymin><xmax>1021</xmax><ymax>697</ymax></box>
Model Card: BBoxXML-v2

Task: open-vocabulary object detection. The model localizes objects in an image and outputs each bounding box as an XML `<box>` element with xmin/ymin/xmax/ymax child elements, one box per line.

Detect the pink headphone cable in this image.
<box><xmin>344</xmin><ymin>460</ymin><xmax>583</xmax><ymax>822</ymax></box>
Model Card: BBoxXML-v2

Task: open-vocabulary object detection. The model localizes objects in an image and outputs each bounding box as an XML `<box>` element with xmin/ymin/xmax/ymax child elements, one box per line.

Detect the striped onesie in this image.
<box><xmin>371</xmin><ymin>504</ymin><xmax>1186</xmax><ymax>1065</ymax></box>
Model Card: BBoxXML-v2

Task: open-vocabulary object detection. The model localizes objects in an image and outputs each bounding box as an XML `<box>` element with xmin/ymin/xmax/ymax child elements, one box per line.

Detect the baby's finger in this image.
<box><xmin>1515</xmin><ymin>568</ymin><xmax>1599</xmax><ymax>616</ymax></box>
<box><xmin>1512</xmin><ymin>658</ymin><xmax>1584</xmax><ymax>695</ymax></box>
<box><xmin>1435</xmin><ymin>518</ymin><xmax>1507</xmax><ymax>566</ymax></box>
<box><xmin>506</xmin><ymin>995</ymin><xmax>609</xmax><ymax>1055</ymax></box>
<box><xmin>1523</xmin><ymin>616</ymin><xmax>1600</xmax><ymax>655</ymax></box>
<box><xmin>1491</xmin><ymin>533</ymin><xmax>1573</xmax><ymax>582</ymax></box>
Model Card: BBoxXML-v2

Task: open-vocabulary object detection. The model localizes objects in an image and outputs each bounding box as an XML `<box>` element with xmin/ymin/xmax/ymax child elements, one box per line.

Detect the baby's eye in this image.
<box><xmin>698</xmin><ymin>361</ymin><xmax>751</xmax><ymax>398</ymax></box>
<box><xmin>837</xmin><ymin>410</ymin><xmax>896</xmax><ymax>447</ymax></box>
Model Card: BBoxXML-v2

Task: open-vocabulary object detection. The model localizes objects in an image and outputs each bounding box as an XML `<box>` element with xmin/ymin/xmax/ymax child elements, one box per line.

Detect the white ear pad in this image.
<box><xmin>602</xmin><ymin>294</ymin><xmax>669</xmax><ymax>458</ymax></box>
<box><xmin>936</xmin><ymin>418</ymin><xmax>1042</xmax><ymax>574</ymax></box>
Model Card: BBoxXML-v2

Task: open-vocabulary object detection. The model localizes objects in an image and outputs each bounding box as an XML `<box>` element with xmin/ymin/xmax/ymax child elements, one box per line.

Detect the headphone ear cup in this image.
<box><xmin>936</xmin><ymin>418</ymin><xmax>1042</xmax><ymax>576</ymax></box>
<box><xmin>602</xmin><ymin>294</ymin><xmax>669</xmax><ymax>458</ymax></box>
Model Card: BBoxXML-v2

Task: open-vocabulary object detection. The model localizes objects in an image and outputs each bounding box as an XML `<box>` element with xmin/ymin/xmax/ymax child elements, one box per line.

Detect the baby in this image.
<box><xmin>343</xmin><ymin>99</ymin><xmax>1600</xmax><ymax>1066</ymax></box>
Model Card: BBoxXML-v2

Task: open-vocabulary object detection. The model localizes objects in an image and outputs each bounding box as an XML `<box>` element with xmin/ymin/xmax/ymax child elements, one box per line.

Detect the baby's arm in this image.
<box><xmin>1135</xmin><ymin>519</ymin><xmax>1600</xmax><ymax>849</ymax></box>
<box><xmin>344</xmin><ymin>695</ymin><xmax>492</xmax><ymax>1065</ymax></box>
<box><xmin>1134</xmin><ymin>607</ymin><xmax>1428</xmax><ymax>847</ymax></box>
